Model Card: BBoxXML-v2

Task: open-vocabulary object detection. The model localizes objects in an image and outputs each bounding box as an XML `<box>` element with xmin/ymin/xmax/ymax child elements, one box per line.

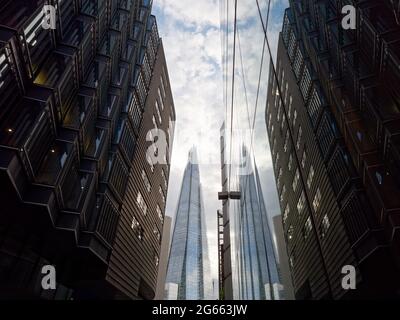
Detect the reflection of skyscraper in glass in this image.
<box><xmin>165</xmin><ymin>147</ymin><xmax>212</xmax><ymax>300</ymax></box>
<box><xmin>219</xmin><ymin>131</ymin><xmax>282</xmax><ymax>300</ymax></box>
<box><xmin>236</xmin><ymin>146</ymin><xmax>282</xmax><ymax>300</ymax></box>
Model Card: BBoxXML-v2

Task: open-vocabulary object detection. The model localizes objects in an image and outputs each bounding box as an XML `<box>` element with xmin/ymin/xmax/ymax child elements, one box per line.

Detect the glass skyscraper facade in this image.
<box><xmin>220</xmin><ymin>127</ymin><xmax>282</xmax><ymax>300</ymax></box>
<box><xmin>165</xmin><ymin>147</ymin><xmax>212</xmax><ymax>300</ymax></box>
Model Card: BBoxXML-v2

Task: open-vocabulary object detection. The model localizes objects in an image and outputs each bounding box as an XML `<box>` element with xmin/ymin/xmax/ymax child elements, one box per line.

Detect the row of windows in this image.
<box><xmin>142</xmin><ymin>169</ymin><xmax>151</xmax><ymax>192</ymax></box>
<box><xmin>287</xmin><ymin>212</ymin><xmax>332</xmax><ymax>251</ymax></box>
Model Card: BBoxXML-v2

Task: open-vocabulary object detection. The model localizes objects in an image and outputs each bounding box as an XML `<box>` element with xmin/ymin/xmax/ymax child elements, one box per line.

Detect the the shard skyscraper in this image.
<box><xmin>165</xmin><ymin>147</ymin><xmax>212</xmax><ymax>300</ymax></box>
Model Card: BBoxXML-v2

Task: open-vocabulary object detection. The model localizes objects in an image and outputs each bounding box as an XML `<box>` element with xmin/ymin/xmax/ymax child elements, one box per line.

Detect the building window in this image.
<box><xmin>283</xmin><ymin>131</ymin><xmax>289</xmax><ymax>153</ymax></box>
<box><xmin>303</xmin><ymin>216</ymin><xmax>313</xmax><ymax>240</ymax></box>
<box><xmin>293</xmin><ymin>109</ymin><xmax>297</xmax><ymax>128</ymax></box>
<box><xmin>155</xmin><ymin>100</ymin><xmax>162</xmax><ymax>123</ymax></box>
<box><xmin>157</xmin><ymin>205</ymin><xmax>164</xmax><ymax>224</ymax></box>
<box><xmin>147</xmin><ymin>154</ymin><xmax>155</xmax><ymax>173</ymax></box>
<box><xmin>283</xmin><ymin>204</ymin><xmax>290</xmax><ymax>225</ymax></box>
<box><xmin>321</xmin><ymin>214</ymin><xmax>331</xmax><ymax>239</ymax></box>
<box><xmin>287</xmin><ymin>225</ymin><xmax>294</xmax><ymax>241</ymax></box>
<box><xmin>152</xmin><ymin>115</ymin><xmax>158</xmax><ymax>130</ymax></box>
<box><xmin>160</xmin><ymin>74</ymin><xmax>166</xmax><ymax>98</ymax></box>
<box><xmin>296</xmin><ymin>126</ymin><xmax>302</xmax><ymax>150</ymax></box>
<box><xmin>297</xmin><ymin>191</ymin><xmax>305</xmax><ymax>214</ymax></box>
<box><xmin>307</xmin><ymin>166</ymin><xmax>315</xmax><ymax>189</ymax></box>
<box><xmin>280</xmin><ymin>185</ymin><xmax>286</xmax><ymax>203</ymax></box>
<box><xmin>277</xmin><ymin>103</ymin><xmax>282</xmax><ymax>122</ymax></box>
<box><xmin>288</xmin><ymin>154</ymin><xmax>293</xmax><ymax>171</ymax></box>
<box><xmin>292</xmin><ymin>169</ymin><xmax>300</xmax><ymax>191</ymax></box>
<box><xmin>313</xmin><ymin>188</ymin><xmax>322</xmax><ymax>213</ymax></box>
<box><xmin>277</xmin><ymin>167</ymin><xmax>283</xmax><ymax>187</ymax></box>
<box><xmin>136</xmin><ymin>191</ymin><xmax>148</xmax><ymax>215</ymax></box>
<box><xmin>159</xmin><ymin>186</ymin><xmax>165</xmax><ymax>204</ymax></box>
<box><xmin>375</xmin><ymin>172</ymin><xmax>383</xmax><ymax>185</ymax></box>
<box><xmin>301</xmin><ymin>150</ymin><xmax>307</xmax><ymax>168</ymax></box>
<box><xmin>288</xmin><ymin>96</ymin><xmax>293</xmax><ymax>119</ymax></box>
<box><xmin>161</xmin><ymin>168</ymin><xmax>168</xmax><ymax>189</ymax></box>
<box><xmin>131</xmin><ymin>216</ymin><xmax>144</xmax><ymax>241</ymax></box>
<box><xmin>142</xmin><ymin>169</ymin><xmax>151</xmax><ymax>192</ymax></box>
<box><xmin>153</xmin><ymin>225</ymin><xmax>161</xmax><ymax>243</ymax></box>
<box><xmin>158</xmin><ymin>88</ymin><xmax>165</xmax><ymax>111</ymax></box>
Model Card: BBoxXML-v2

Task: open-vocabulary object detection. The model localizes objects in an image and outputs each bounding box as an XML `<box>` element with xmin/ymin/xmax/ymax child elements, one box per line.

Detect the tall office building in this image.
<box><xmin>165</xmin><ymin>147</ymin><xmax>213</xmax><ymax>300</ymax></box>
<box><xmin>219</xmin><ymin>125</ymin><xmax>282</xmax><ymax>300</ymax></box>
<box><xmin>266</xmin><ymin>1</ymin><xmax>400</xmax><ymax>299</ymax></box>
<box><xmin>0</xmin><ymin>0</ymin><xmax>175</xmax><ymax>300</ymax></box>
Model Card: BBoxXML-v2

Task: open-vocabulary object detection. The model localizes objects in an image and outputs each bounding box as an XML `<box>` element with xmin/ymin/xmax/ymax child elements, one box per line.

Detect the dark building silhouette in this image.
<box><xmin>0</xmin><ymin>0</ymin><xmax>175</xmax><ymax>300</ymax></box>
<box><xmin>266</xmin><ymin>1</ymin><xmax>400</xmax><ymax>299</ymax></box>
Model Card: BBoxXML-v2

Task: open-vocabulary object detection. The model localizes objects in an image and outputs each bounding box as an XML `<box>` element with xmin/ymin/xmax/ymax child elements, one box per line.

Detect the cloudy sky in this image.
<box><xmin>153</xmin><ymin>0</ymin><xmax>289</xmax><ymax>280</ymax></box>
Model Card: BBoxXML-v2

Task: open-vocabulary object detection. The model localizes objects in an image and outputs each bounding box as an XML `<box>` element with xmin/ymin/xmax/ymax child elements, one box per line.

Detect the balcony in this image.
<box><xmin>327</xmin><ymin>144</ymin><xmax>358</xmax><ymax>198</ymax></box>
<box><xmin>60</xmin><ymin>15</ymin><xmax>96</xmax><ymax>81</ymax></box>
<box><xmin>34</xmin><ymin>140</ymin><xmax>77</xmax><ymax>187</ymax></box>
<box><xmin>101</xmin><ymin>151</ymin><xmax>129</xmax><ymax>203</ymax></box>
<box><xmin>80</xmin><ymin>0</ymin><xmax>108</xmax><ymax>46</ymax></box>
<box><xmin>99</xmin><ymin>30</ymin><xmax>121</xmax><ymax>80</ymax></box>
<box><xmin>111</xmin><ymin>10</ymin><xmax>130</xmax><ymax>46</ymax></box>
<box><xmin>85</xmin><ymin>127</ymin><xmax>109</xmax><ymax>177</ymax></box>
<box><xmin>78</xmin><ymin>191</ymin><xmax>120</xmax><ymax>262</ymax></box>
<box><xmin>33</xmin><ymin>52</ymin><xmax>79</xmax><ymax>122</ymax></box>
<box><xmin>7</xmin><ymin>2</ymin><xmax>56</xmax><ymax>78</ymax></box>
<box><xmin>83</xmin><ymin>56</ymin><xmax>110</xmax><ymax>112</ymax></box>
<box><xmin>113</xmin><ymin>116</ymin><xmax>136</xmax><ymax>164</ymax></box>
<box><xmin>112</xmin><ymin>64</ymin><xmax>130</xmax><ymax>110</ymax></box>
<box><xmin>0</xmin><ymin>97</ymin><xmax>55</xmax><ymax>180</ymax></box>
<box><xmin>56</xmin><ymin>171</ymin><xmax>97</xmax><ymax>241</ymax></box>
<box><xmin>55</xmin><ymin>0</ymin><xmax>79</xmax><ymax>39</ymax></box>
<box><xmin>0</xmin><ymin>30</ymin><xmax>23</xmax><ymax>112</ymax></box>
<box><xmin>63</xmin><ymin>93</ymin><xmax>96</xmax><ymax>153</ymax></box>
<box><xmin>363</xmin><ymin>157</ymin><xmax>400</xmax><ymax>233</ymax></box>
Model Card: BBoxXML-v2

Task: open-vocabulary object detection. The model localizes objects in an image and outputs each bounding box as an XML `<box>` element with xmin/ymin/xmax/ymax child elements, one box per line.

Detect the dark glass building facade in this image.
<box><xmin>0</xmin><ymin>0</ymin><xmax>175</xmax><ymax>300</ymax></box>
<box><xmin>266</xmin><ymin>1</ymin><xmax>400</xmax><ymax>299</ymax></box>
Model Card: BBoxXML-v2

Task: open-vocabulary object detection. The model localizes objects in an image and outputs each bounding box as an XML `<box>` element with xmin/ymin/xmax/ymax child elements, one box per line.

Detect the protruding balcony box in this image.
<box><xmin>63</xmin><ymin>92</ymin><xmax>96</xmax><ymax>155</ymax></box>
<box><xmin>327</xmin><ymin>144</ymin><xmax>358</xmax><ymax>198</ymax></box>
<box><xmin>54</xmin><ymin>0</ymin><xmax>79</xmax><ymax>39</ymax></box>
<box><xmin>59</xmin><ymin>15</ymin><xmax>96</xmax><ymax>81</ymax></box>
<box><xmin>101</xmin><ymin>151</ymin><xmax>129</xmax><ymax>204</ymax></box>
<box><xmin>0</xmin><ymin>0</ymin><xmax>55</xmax><ymax>79</ymax></box>
<box><xmin>2</xmin><ymin>99</ymin><xmax>54</xmax><ymax>178</ymax></box>
<box><xmin>99</xmin><ymin>30</ymin><xmax>121</xmax><ymax>83</ymax></box>
<box><xmin>85</xmin><ymin>126</ymin><xmax>110</xmax><ymax>178</ymax></box>
<box><xmin>113</xmin><ymin>116</ymin><xmax>136</xmax><ymax>165</ymax></box>
<box><xmin>108</xmin><ymin>0</ymin><xmax>119</xmax><ymax>24</ymax></box>
<box><xmin>127</xmin><ymin>90</ymin><xmax>142</xmax><ymax>134</ymax></box>
<box><xmin>80</xmin><ymin>0</ymin><xmax>108</xmax><ymax>46</ymax></box>
<box><xmin>111</xmin><ymin>10</ymin><xmax>130</xmax><ymax>49</ymax></box>
<box><xmin>363</xmin><ymin>155</ymin><xmax>400</xmax><ymax>235</ymax></box>
<box><xmin>0</xmin><ymin>29</ymin><xmax>23</xmax><ymax>111</ymax></box>
<box><xmin>79</xmin><ymin>191</ymin><xmax>120</xmax><ymax>262</ymax></box>
<box><xmin>57</xmin><ymin>170</ymin><xmax>97</xmax><ymax>243</ymax></box>
<box><xmin>121</xmin><ymin>39</ymin><xmax>136</xmax><ymax>67</ymax></box>
<box><xmin>381</xmin><ymin>45</ymin><xmax>400</xmax><ymax>106</ymax></box>
<box><xmin>112</xmin><ymin>63</ymin><xmax>130</xmax><ymax>109</ymax></box>
<box><xmin>83</xmin><ymin>56</ymin><xmax>110</xmax><ymax>115</ymax></box>
<box><xmin>99</xmin><ymin>93</ymin><xmax>120</xmax><ymax>137</ymax></box>
<box><xmin>33</xmin><ymin>52</ymin><xmax>79</xmax><ymax>123</ymax></box>
<box><xmin>344</xmin><ymin>117</ymin><xmax>376</xmax><ymax>172</ymax></box>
